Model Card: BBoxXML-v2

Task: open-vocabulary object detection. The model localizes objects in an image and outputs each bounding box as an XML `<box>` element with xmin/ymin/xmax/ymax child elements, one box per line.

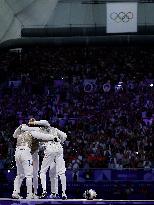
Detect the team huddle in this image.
<box><xmin>12</xmin><ymin>118</ymin><xmax>67</xmax><ymax>200</ymax></box>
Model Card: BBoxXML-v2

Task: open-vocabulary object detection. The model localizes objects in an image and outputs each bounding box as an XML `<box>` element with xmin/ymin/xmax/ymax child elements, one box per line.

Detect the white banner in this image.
<box><xmin>106</xmin><ymin>3</ymin><xmax>137</xmax><ymax>33</ymax></box>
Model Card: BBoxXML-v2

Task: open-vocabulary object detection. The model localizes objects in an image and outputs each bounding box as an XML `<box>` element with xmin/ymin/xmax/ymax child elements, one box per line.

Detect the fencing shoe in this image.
<box><xmin>12</xmin><ymin>192</ymin><xmax>23</xmax><ymax>199</ymax></box>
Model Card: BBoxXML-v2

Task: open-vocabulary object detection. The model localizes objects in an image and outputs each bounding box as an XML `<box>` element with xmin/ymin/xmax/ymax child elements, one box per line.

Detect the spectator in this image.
<box><xmin>0</xmin><ymin>46</ymin><xmax>154</xmax><ymax>169</ymax></box>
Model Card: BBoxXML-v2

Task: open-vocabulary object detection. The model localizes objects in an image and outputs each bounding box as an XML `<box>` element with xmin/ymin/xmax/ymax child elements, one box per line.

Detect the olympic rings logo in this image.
<box><xmin>110</xmin><ymin>12</ymin><xmax>133</xmax><ymax>23</ymax></box>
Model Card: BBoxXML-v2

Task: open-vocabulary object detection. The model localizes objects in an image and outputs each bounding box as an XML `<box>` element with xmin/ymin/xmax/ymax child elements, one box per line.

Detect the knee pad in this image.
<box><xmin>59</xmin><ymin>173</ymin><xmax>65</xmax><ymax>177</ymax></box>
<box><xmin>25</xmin><ymin>173</ymin><xmax>33</xmax><ymax>179</ymax></box>
<box><xmin>58</xmin><ymin>170</ymin><xmax>65</xmax><ymax>177</ymax></box>
<box><xmin>26</xmin><ymin>177</ymin><xmax>32</xmax><ymax>181</ymax></box>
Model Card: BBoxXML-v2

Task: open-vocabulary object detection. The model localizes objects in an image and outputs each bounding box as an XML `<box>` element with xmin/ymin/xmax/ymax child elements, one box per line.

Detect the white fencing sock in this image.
<box><xmin>59</xmin><ymin>173</ymin><xmax>66</xmax><ymax>195</ymax></box>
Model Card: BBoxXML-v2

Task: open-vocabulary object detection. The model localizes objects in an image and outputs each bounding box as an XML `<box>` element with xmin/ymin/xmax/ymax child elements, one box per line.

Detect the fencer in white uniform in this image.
<box><xmin>12</xmin><ymin>124</ymin><xmax>34</xmax><ymax>199</ymax></box>
<box><xmin>12</xmin><ymin>124</ymin><xmax>56</xmax><ymax>199</ymax></box>
<box><xmin>49</xmin><ymin>128</ymin><xmax>67</xmax><ymax>199</ymax></box>
<box><xmin>33</xmin><ymin>120</ymin><xmax>67</xmax><ymax>199</ymax></box>
<box><xmin>28</xmin><ymin>118</ymin><xmax>40</xmax><ymax>198</ymax></box>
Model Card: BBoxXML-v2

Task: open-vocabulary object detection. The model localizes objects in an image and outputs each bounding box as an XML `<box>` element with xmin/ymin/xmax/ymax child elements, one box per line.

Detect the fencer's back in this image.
<box><xmin>16</xmin><ymin>131</ymin><xmax>33</xmax><ymax>148</ymax></box>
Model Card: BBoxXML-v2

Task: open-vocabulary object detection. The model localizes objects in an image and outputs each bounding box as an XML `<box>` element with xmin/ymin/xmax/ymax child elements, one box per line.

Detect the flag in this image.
<box><xmin>106</xmin><ymin>2</ymin><xmax>137</xmax><ymax>33</ymax></box>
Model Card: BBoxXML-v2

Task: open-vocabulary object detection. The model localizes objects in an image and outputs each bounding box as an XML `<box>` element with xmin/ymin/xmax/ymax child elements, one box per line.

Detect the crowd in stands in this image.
<box><xmin>0</xmin><ymin>46</ymin><xmax>154</xmax><ymax>170</ymax></box>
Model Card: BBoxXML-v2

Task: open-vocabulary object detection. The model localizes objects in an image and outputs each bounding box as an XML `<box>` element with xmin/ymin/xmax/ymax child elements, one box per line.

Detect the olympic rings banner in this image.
<box><xmin>106</xmin><ymin>2</ymin><xmax>137</xmax><ymax>33</ymax></box>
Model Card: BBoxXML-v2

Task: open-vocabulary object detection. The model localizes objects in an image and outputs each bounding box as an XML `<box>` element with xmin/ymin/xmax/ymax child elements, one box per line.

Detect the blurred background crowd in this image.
<box><xmin>0</xmin><ymin>46</ymin><xmax>154</xmax><ymax>171</ymax></box>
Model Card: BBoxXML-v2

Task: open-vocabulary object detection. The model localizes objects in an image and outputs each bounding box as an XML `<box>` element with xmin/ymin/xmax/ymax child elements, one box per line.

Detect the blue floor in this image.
<box><xmin>1</xmin><ymin>199</ymin><xmax>154</xmax><ymax>205</ymax></box>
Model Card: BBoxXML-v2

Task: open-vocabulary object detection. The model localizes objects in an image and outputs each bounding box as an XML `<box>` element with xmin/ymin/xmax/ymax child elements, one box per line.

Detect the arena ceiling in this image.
<box><xmin>0</xmin><ymin>0</ymin><xmax>59</xmax><ymax>43</ymax></box>
<box><xmin>1</xmin><ymin>0</ymin><xmax>153</xmax><ymax>47</ymax></box>
<box><xmin>0</xmin><ymin>0</ymin><xmax>132</xmax><ymax>44</ymax></box>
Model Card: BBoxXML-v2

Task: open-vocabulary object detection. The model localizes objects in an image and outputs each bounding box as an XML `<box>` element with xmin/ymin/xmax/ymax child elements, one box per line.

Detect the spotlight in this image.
<box><xmin>150</xmin><ymin>84</ymin><xmax>153</xmax><ymax>87</ymax></box>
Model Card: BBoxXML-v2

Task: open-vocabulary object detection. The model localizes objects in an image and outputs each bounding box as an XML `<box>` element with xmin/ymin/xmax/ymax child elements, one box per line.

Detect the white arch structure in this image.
<box><xmin>0</xmin><ymin>0</ymin><xmax>59</xmax><ymax>43</ymax></box>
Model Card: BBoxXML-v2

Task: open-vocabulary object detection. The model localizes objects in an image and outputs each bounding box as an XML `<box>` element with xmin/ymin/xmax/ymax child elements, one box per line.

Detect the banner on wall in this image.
<box><xmin>106</xmin><ymin>2</ymin><xmax>137</xmax><ymax>33</ymax></box>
